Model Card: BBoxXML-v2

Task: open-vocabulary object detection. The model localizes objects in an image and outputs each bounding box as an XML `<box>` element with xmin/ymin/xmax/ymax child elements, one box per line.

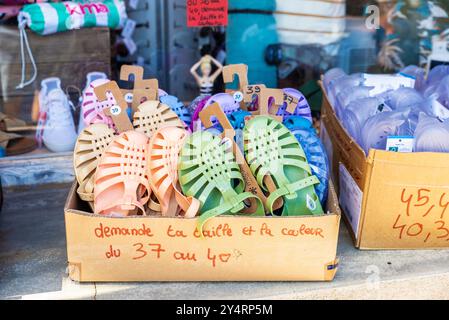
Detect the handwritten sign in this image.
<box><xmin>392</xmin><ymin>187</ymin><xmax>449</xmax><ymax>244</ymax></box>
<box><xmin>95</xmin><ymin>220</ymin><xmax>325</xmax><ymax>267</ymax></box>
<box><xmin>187</xmin><ymin>0</ymin><xmax>228</xmax><ymax>27</ymax></box>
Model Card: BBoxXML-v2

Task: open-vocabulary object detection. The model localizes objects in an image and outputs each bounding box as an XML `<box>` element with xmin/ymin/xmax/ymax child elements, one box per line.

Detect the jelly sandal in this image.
<box><xmin>243</xmin><ymin>116</ymin><xmax>323</xmax><ymax>216</ymax></box>
<box><xmin>80</xmin><ymin>78</ymin><xmax>116</xmax><ymax>129</ymax></box>
<box><xmin>132</xmin><ymin>100</ymin><xmax>186</xmax><ymax>139</ymax></box>
<box><xmin>284</xmin><ymin>116</ymin><xmax>329</xmax><ymax>205</ymax></box>
<box><xmin>73</xmin><ymin>123</ymin><xmax>114</xmax><ymax>202</ymax></box>
<box><xmin>191</xmin><ymin>93</ymin><xmax>241</xmax><ymax>132</ymax></box>
<box><xmin>178</xmin><ymin>131</ymin><xmax>264</xmax><ymax>232</ymax></box>
<box><xmin>148</xmin><ymin>126</ymin><xmax>200</xmax><ymax>217</ymax></box>
<box><xmin>277</xmin><ymin>88</ymin><xmax>313</xmax><ymax>123</ymax></box>
<box><xmin>94</xmin><ymin>131</ymin><xmax>158</xmax><ymax>216</ymax></box>
<box><xmin>159</xmin><ymin>95</ymin><xmax>192</xmax><ymax>128</ymax></box>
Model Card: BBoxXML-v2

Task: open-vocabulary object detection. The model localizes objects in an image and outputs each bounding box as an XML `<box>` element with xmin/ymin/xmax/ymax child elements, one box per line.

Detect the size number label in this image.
<box><xmin>110</xmin><ymin>105</ymin><xmax>122</xmax><ymax>116</ymax></box>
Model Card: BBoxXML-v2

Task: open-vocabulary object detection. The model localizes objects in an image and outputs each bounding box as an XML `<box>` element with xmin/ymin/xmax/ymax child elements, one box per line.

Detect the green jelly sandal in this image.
<box><xmin>178</xmin><ymin>131</ymin><xmax>264</xmax><ymax>233</ymax></box>
<box><xmin>243</xmin><ymin>116</ymin><xmax>323</xmax><ymax>216</ymax></box>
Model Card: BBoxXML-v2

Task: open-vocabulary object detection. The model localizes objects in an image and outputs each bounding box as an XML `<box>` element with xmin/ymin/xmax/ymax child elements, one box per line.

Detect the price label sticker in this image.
<box><xmin>110</xmin><ymin>105</ymin><xmax>122</xmax><ymax>116</ymax></box>
<box><xmin>124</xmin><ymin>92</ymin><xmax>134</xmax><ymax>103</ymax></box>
<box><xmin>233</xmin><ymin>91</ymin><xmax>243</xmax><ymax>103</ymax></box>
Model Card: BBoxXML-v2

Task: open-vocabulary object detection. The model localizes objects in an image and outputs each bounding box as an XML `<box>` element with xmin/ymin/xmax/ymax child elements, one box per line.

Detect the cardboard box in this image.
<box><xmin>64</xmin><ymin>181</ymin><xmax>341</xmax><ymax>282</ymax></box>
<box><xmin>320</xmin><ymin>82</ymin><xmax>449</xmax><ymax>249</ymax></box>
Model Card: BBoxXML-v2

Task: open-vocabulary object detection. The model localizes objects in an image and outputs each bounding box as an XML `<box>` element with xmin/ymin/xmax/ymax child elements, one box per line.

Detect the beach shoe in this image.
<box><xmin>277</xmin><ymin>88</ymin><xmax>313</xmax><ymax>123</ymax></box>
<box><xmin>133</xmin><ymin>100</ymin><xmax>186</xmax><ymax>139</ymax></box>
<box><xmin>77</xmin><ymin>72</ymin><xmax>108</xmax><ymax>133</ymax></box>
<box><xmin>189</xmin><ymin>95</ymin><xmax>211</xmax><ymax>131</ymax></box>
<box><xmin>178</xmin><ymin>131</ymin><xmax>264</xmax><ymax>233</ymax></box>
<box><xmin>148</xmin><ymin>126</ymin><xmax>200</xmax><ymax>217</ymax></box>
<box><xmin>191</xmin><ymin>93</ymin><xmax>241</xmax><ymax>132</ymax></box>
<box><xmin>284</xmin><ymin>116</ymin><xmax>329</xmax><ymax>205</ymax></box>
<box><xmin>73</xmin><ymin>123</ymin><xmax>114</xmax><ymax>203</ymax></box>
<box><xmin>159</xmin><ymin>95</ymin><xmax>192</xmax><ymax>128</ymax></box>
<box><xmin>243</xmin><ymin>116</ymin><xmax>323</xmax><ymax>216</ymax></box>
<box><xmin>94</xmin><ymin>131</ymin><xmax>158</xmax><ymax>216</ymax></box>
<box><xmin>40</xmin><ymin>84</ymin><xmax>78</xmax><ymax>153</ymax></box>
<box><xmin>80</xmin><ymin>78</ymin><xmax>115</xmax><ymax>130</ymax></box>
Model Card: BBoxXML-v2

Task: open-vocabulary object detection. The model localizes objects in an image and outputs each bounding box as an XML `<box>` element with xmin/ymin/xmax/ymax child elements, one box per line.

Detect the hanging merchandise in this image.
<box><xmin>283</xmin><ymin>116</ymin><xmax>329</xmax><ymax>206</ymax></box>
<box><xmin>79</xmin><ymin>74</ymin><xmax>115</xmax><ymax>131</ymax></box>
<box><xmin>94</xmin><ymin>130</ymin><xmax>153</xmax><ymax>216</ymax></box>
<box><xmin>74</xmin><ymin>123</ymin><xmax>114</xmax><ymax>204</ymax></box>
<box><xmin>191</xmin><ymin>93</ymin><xmax>241</xmax><ymax>132</ymax></box>
<box><xmin>147</xmin><ymin>127</ymin><xmax>199</xmax><ymax>218</ymax></box>
<box><xmin>276</xmin><ymin>88</ymin><xmax>313</xmax><ymax>123</ymax></box>
<box><xmin>243</xmin><ymin>116</ymin><xmax>323</xmax><ymax>216</ymax></box>
<box><xmin>178</xmin><ymin>131</ymin><xmax>264</xmax><ymax>233</ymax></box>
<box><xmin>15</xmin><ymin>0</ymin><xmax>127</xmax><ymax>88</ymax></box>
<box><xmin>159</xmin><ymin>95</ymin><xmax>192</xmax><ymax>128</ymax></box>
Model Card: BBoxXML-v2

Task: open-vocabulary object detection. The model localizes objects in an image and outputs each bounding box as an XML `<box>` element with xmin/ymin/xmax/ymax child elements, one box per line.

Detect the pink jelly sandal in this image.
<box><xmin>132</xmin><ymin>100</ymin><xmax>186</xmax><ymax>139</ymax></box>
<box><xmin>148</xmin><ymin>126</ymin><xmax>200</xmax><ymax>217</ymax></box>
<box><xmin>81</xmin><ymin>78</ymin><xmax>116</xmax><ymax>130</ymax></box>
<box><xmin>94</xmin><ymin>130</ymin><xmax>160</xmax><ymax>216</ymax></box>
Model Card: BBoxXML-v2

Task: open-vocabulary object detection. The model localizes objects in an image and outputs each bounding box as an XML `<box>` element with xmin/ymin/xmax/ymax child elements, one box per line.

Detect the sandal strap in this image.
<box><xmin>197</xmin><ymin>191</ymin><xmax>264</xmax><ymax>234</ymax></box>
<box><xmin>266</xmin><ymin>175</ymin><xmax>319</xmax><ymax>214</ymax></box>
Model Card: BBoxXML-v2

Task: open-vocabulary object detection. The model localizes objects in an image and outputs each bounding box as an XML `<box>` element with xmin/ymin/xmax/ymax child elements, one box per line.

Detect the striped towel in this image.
<box><xmin>19</xmin><ymin>0</ymin><xmax>127</xmax><ymax>35</ymax></box>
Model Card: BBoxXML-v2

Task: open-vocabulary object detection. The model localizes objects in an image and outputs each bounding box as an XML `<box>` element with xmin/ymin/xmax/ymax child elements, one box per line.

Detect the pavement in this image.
<box><xmin>1</xmin><ymin>183</ymin><xmax>449</xmax><ymax>300</ymax></box>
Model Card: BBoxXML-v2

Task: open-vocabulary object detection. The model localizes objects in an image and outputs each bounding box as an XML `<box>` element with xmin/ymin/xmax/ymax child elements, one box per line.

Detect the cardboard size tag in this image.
<box><xmin>243</xmin><ymin>84</ymin><xmax>266</xmax><ymax>105</ymax></box>
<box><xmin>283</xmin><ymin>92</ymin><xmax>298</xmax><ymax>113</ymax></box>
<box><xmin>94</xmin><ymin>81</ymin><xmax>133</xmax><ymax>133</ymax></box>
<box><xmin>258</xmin><ymin>88</ymin><xmax>284</xmax><ymax>121</ymax></box>
<box><xmin>199</xmin><ymin>103</ymin><xmax>282</xmax><ymax>212</ymax></box>
<box><xmin>223</xmin><ymin>64</ymin><xmax>249</xmax><ymax>109</ymax></box>
<box><xmin>120</xmin><ymin>65</ymin><xmax>144</xmax><ymax>84</ymax></box>
<box><xmin>132</xmin><ymin>88</ymin><xmax>158</xmax><ymax>112</ymax></box>
<box><xmin>186</xmin><ymin>0</ymin><xmax>228</xmax><ymax>27</ymax></box>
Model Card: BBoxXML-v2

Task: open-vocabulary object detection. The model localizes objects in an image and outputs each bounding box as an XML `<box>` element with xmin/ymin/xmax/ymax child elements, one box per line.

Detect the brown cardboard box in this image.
<box><xmin>320</xmin><ymin>82</ymin><xmax>449</xmax><ymax>249</ymax></box>
<box><xmin>64</xmin><ymin>181</ymin><xmax>341</xmax><ymax>282</ymax></box>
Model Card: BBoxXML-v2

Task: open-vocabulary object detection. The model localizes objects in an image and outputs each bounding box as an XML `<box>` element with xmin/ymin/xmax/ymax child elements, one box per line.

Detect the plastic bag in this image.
<box><xmin>379</xmin><ymin>87</ymin><xmax>424</xmax><ymax>110</ymax></box>
<box><xmin>335</xmin><ymin>85</ymin><xmax>373</xmax><ymax>119</ymax></box>
<box><xmin>342</xmin><ymin>97</ymin><xmax>391</xmax><ymax>144</ymax></box>
<box><xmin>360</xmin><ymin>109</ymin><xmax>410</xmax><ymax>154</ymax></box>
<box><xmin>399</xmin><ymin>65</ymin><xmax>426</xmax><ymax>92</ymax></box>
<box><xmin>414</xmin><ymin>112</ymin><xmax>449</xmax><ymax>153</ymax></box>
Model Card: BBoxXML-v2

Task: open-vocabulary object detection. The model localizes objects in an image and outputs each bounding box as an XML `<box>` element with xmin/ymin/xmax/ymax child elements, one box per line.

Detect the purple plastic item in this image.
<box><xmin>360</xmin><ymin>109</ymin><xmax>410</xmax><ymax>155</ymax></box>
<box><xmin>380</xmin><ymin>87</ymin><xmax>424</xmax><ymax>110</ymax></box>
<box><xmin>328</xmin><ymin>73</ymin><xmax>364</xmax><ymax>108</ymax></box>
<box><xmin>190</xmin><ymin>95</ymin><xmax>211</xmax><ymax>131</ymax></box>
<box><xmin>335</xmin><ymin>86</ymin><xmax>373</xmax><ymax>120</ymax></box>
<box><xmin>342</xmin><ymin>97</ymin><xmax>391</xmax><ymax>144</ymax></box>
<box><xmin>414</xmin><ymin>112</ymin><xmax>449</xmax><ymax>153</ymax></box>
<box><xmin>276</xmin><ymin>88</ymin><xmax>313</xmax><ymax>123</ymax></box>
<box><xmin>191</xmin><ymin>93</ymin><xmax>241</xmax><ymax>132</ymax></box>
<box><xmin>399</xmin><ymin>65</ymin><xmax>426</xmax><ymax>92</ymax></box>
<box><xmin>323</xmin><ymin>68</ymin><xmax>346</xmax><ymax>95</ymax></box>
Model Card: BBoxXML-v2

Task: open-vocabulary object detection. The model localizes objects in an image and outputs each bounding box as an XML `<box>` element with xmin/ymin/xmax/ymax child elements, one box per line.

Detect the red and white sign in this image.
<box><xmin>186</xmin><ymin>0</ymin><xmax>228</xmax><ymax>27</ymax></box>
